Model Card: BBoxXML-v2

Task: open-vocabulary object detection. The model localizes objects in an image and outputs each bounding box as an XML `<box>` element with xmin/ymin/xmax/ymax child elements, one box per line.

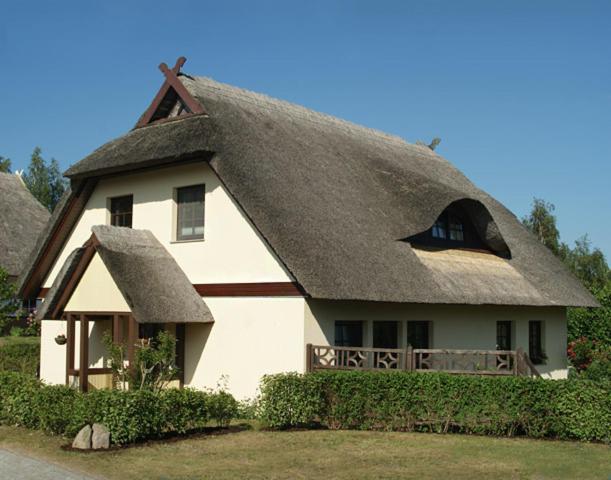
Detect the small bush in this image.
<box><xmin>260</xmin><ymin>371</ymin><xmax>611</xmax><ymax>442</ymax></box>
<box><xmin>0</xmin><ymin>342</ymin><xmax>40</xmax><ymax>375</ymax></box>
<box><xmin>0</xmin><ymin>372</ymin><xmax>238</xmax><ymax>445</ymax></box>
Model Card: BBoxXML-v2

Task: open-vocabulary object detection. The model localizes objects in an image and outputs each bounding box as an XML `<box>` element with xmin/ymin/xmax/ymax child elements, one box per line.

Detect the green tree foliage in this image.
<box><xmin>0</xmin><ymin>156</ymin><xmax>11</xmax><ymax>173</ymax></box>
<box><xmin>21</xmin><ymin>147</ymin><xmax>67</xmax><ymax>212</ymax></box>
<box><xmin>563</xmin><ymin>235</ymin><xmax>609</xmax><ymax>291</ymax></box>
<box><xmin>0</xmin><ymin>268</ymin><xmax>20</xmax><ymax>333</ymax></box>
<box><xmin>521</xmin><ymin>198</ymin><xmax>562</xmax><ymax>256</ymax></box>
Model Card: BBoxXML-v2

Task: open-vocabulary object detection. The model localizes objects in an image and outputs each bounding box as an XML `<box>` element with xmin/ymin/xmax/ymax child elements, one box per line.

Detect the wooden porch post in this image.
<box><xmin>306</xmin><ymin>343</ymin><xmax>313</xmax><ymax>373</ymax></box>
<box><xmin>176</xmin><ymin>323</ymin><xmax>186</xmax><ymax>387</ymax></box>
<box><xmin>127</xmin><ymin>314</ymin><xmax>138</xmax><ymax>379</ymax></box>
<box><xmin>65</xmin><ymin>314</ymin><xmax>75</xmax><ymax>385</ymax></box>
<box><xmin>404</xmin><ymin>346</ymin><xmax>413</xmax><ymax>371</ymax></box>
<box><xmin>112</xmin><ymin>314</ymin><xmax>121</xmax><ymax>344</ymax></box>
<box><xmin>79</xmin><ymin>315</ymin><xmax>89</xmax><ymax>392</ymax></box>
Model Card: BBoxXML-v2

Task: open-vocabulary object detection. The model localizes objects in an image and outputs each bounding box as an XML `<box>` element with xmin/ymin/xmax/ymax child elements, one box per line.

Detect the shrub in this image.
<box><xmin>259</xmin><ymin>371</ymin><xmax>611</xmax><ymax>442</ymax></box>
<box><xmin>0</xmin><ymin>372</ymin><xmax>238</xmax><ymax>445</ymax></box>
<box><xmin>0</xmin><ymin>342</ymin><xmax>40</xmax><ymax>376</ymax></box>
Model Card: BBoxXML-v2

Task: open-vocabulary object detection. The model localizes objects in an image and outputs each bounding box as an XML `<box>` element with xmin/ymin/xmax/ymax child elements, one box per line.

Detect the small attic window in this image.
<box><xmin>410</xmin><ymin>205</ymin><xmax>487</xmax><ymax>251</ymax></box>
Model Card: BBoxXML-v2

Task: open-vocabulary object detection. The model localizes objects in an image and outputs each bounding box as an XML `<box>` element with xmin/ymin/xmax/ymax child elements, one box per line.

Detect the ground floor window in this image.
<box><xmin>373</xmin><ymin>321</ymin><xmax>398</xmax><ymax>349</ymax></box>
<box><xmin>334</xmin><ymin>321</ymin><xmax>363</xmax><ymax>347</ymax></box>
<box><xmin>529</xmin><ymin>321</ymin><xmax>545</xmax><ymax>364</ymax></box>
<box><xmin>496</xmin><ymin>321</ymin><xmax>512</xmax><ymax>350</ymax></box>
<box><xmin>407</xmin><ymin>321</ymin><xmax>430</xmax><ymax>349</ymax></box>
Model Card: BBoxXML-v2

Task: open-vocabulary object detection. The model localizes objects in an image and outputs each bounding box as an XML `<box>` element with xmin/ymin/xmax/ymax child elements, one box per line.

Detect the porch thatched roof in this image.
<box><xmin>0</xmin><ymin>172</ymin><xmax>49</xmax><ymax>280</ymax></box>
<box><xmin>37</xmin><ymin>225</ymin><xmax>214</xmax><ymax>323</ymax></box>
<box><xmin>23</xmin><ymin>74</ymin><xmax>597</xmax><ymax>307</ymax></box>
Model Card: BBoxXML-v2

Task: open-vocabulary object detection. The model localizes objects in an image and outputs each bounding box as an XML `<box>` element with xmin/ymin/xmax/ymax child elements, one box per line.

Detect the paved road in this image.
<box><xmin>0</xmin><ymin>448</ymin><xmax>97</xmax><ymax>480</ymax></box>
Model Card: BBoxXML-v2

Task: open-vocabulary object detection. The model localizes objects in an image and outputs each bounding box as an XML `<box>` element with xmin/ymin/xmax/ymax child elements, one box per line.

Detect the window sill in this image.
<box><xmin>170</xmin><ymin>238</ymin><xmax>205</xmax><ymax>244</ymax></box>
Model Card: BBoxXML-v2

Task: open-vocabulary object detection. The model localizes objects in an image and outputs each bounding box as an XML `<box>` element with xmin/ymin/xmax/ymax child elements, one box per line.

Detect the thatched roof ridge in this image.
<box><xmin>32</xmin><ymin>75</ymin><xmax>598</xmax><ymax>307</ymax></box>
<box><xmin>0</xmin><ymin>172</ymin><xmax>50</xmax><ymax>279</ymax></box>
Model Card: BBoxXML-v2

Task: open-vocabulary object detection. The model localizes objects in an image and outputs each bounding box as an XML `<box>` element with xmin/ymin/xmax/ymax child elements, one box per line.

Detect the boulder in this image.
<box><xmin>72</xmin><ymin>425</ymin><xmax>92</xmax><ymax>450</ymax></box>
<box><xmin>92</xmin><ymin>423</ymin><xmax>110</xmax><ymax>449</ymax></box>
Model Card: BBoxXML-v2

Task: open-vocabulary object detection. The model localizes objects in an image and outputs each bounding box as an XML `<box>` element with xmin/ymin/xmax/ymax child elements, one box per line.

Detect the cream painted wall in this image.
<box><xmin>40</xmin><ymin>320</ymin><xmax>67</xmax><ymax>385</ymax></box>
<box><xmin>43</xmin><ymin>161</ymin><xmax>293</xmax><ymax>288</ymax></box>
<box><xmin>64</xmin><ymin>253</ymin><xmax>130</xmax><ymax>312</ymax></box>
<box><xmin>304</xmin><ymin>300</ymin><xmax>568</xmax><ymax>379</ymax></box>
<box><xmin>185</xmin><ymin>297</ymin><xmax>306</xmax><ymax>399</ymax></box>
<box><xmin>40</xmin><ymin>318</ymin><xmax>111</xmax><ymax>385</ymax></box>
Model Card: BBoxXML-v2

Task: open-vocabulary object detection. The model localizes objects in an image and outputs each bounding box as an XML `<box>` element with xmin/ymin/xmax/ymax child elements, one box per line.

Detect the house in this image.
<box><xmin>0</xmin><ymin>172</ymin><xmax>50</xmax><ymax>283</ymax></box>
<box><xmin>20</xmin><ymin>58</ymin><xmax>596</xmax><ymax>398</ymax></box>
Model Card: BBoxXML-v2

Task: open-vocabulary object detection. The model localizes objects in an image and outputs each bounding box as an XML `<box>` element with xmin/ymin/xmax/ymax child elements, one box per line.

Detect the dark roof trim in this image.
<box><xmin>19</xmin><ymin>179</ymin><xmax>97</xmax><ymax>300</ymax></box>
<box><xmin>135</xmin><ymin>56</ymin><xmax>206</xmax><ymax>128</ymax></box>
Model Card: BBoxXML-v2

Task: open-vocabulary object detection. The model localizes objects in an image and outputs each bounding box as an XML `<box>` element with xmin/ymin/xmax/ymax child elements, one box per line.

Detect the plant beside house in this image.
<box><xmin>259</xmin><ymin>371</ymin><xmax>611</xmax><ymax>443</ymax></box>
<box><xmin>0</xmin><ymin>371</ymin><xmax>238</xmax><ymax>446</ymax></box>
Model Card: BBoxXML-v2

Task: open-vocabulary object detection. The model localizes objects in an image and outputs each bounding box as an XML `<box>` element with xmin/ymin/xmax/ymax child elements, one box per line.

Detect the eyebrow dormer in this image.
<box><xmin>406</xmin><ymin>199</ymin><xmax>511</xmax><ymax>258</ymax></box>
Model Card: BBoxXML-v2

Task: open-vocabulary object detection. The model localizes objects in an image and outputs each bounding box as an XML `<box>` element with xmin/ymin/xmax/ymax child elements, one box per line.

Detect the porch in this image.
<box><xmin>306</xmin><ymin>344</ymin><xmax>541</xmax><ymax>377</ymax></box>
<box><xmin>64</xmin><ymin>312</ymin><xmax>186</xmax><ymax>392</ymax></box>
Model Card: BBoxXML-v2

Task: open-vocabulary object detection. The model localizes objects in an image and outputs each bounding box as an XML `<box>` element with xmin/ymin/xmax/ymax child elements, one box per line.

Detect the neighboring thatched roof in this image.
<box><xmin>29</xmin><ymin>75</ymin><xmax>597</xmax><ymax>307</ymax></box>
<box><xmin>0</xmin><ymin>172</ymin><xmax>50</xmax><ymax>280</ymax></box>
<box><xmin>37</xmin><ymin>225</ymin><xmax>214</xmax><ymax>323</ymax></box>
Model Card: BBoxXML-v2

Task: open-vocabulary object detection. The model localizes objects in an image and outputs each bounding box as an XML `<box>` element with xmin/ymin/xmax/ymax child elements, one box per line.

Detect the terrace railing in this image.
<box><xmin>306</xmin><ymin>344</ymin><xmax>540</xmax><ymax>377</ymax></box>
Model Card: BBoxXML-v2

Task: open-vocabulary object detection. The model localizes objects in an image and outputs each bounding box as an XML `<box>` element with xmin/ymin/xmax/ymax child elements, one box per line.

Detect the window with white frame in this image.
<box><xmin>175</xmin><ymin>184</ymin><xmax>205</xmax><ymax>241</ymax></box>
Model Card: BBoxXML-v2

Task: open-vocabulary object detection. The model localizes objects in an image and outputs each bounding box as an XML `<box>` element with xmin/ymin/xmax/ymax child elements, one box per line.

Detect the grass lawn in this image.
<box><xmin>0</xmin><ymin>336</ymin><xmax>40</xmax><ymax>347</ymax></box>
<box><xmin>0</xmin><ymin>425</ymin><xmax>609</xmax><ymax>479</ymax></box>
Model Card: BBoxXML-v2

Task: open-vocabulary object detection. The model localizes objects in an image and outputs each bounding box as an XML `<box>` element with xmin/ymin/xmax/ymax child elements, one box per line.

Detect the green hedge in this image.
<box><xmin>0</xmin><ymin>342</ymin><xmax>40</xmax><ymax>375</ymax></box>
<box><xmin>0</xmin><ymin>372</ymin><xmax>238</xmax><ymax>444</ymax></box>
<box><xmin>260</xmin><ymin>371</ymin><xmax>611</xmax><ymax>442</ymax></box>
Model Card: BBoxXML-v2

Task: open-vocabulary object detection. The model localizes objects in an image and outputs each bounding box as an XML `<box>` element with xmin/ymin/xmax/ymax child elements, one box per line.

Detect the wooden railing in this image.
<box><xmin>306</xmin><ymin>344</ymin><xmax>540</xmax><ymax>377</ymax></box>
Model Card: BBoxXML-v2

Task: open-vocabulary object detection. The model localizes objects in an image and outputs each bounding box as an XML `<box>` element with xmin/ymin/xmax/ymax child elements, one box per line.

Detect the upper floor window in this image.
<box><xmin>109</xmin><ymin>195</ymin><xmax>133</xmax><ymax>228</ymax></box>
<box><xmin>176</xmin><ymin>184</ymin><xmax>205</xmax><ymax>241</ymax></box>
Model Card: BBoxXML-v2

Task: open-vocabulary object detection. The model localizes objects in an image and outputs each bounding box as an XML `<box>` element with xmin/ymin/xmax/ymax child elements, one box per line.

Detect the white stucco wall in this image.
<box><xmin>304</xmin><ymin>300</ymin><xmax>568</xmax><ymax>379</ymax></box>
<box><xmin>43</xmin><ymin>161</ymin><xmax>292</xmax><ymax>288</ymax></box>
<box><xmin>185</xmin><ymin>297</ymin><xmax>306</xmax><ymax>400</ymax></box>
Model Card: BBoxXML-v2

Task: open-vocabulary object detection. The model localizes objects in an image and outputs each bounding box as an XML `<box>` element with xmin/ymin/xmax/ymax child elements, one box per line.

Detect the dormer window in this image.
<box><xmin>409</xmin><ymin>204</ymin><xmax>488</xmax><ymax>251</ymax></box>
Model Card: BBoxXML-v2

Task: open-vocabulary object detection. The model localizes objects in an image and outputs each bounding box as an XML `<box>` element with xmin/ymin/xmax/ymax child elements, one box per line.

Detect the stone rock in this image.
<box><xmin>72</xmin><ymin>425</ymin><xmax>92</xmax><ymax>450</ymax></box>
<box><xmin>92</xmin><ymin>423</ymin><xmax>110</xmax><ymax>449</ymax></box>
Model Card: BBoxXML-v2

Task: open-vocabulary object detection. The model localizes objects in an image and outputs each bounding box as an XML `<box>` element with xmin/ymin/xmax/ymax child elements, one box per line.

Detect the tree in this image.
<box><xmin>0</xmin><ymin>156</ymin><xmax>11</xmax><ymax>173</ymax></box>
<box><xmin>521</xmin><ymin>198</ymin><xmax>562</xmax><ymax>256</ymax></box>
<box><xmin>563</xmin><ymin>235</ymin><xmax>609</xmax><ymax>291</ymax></box>
<box><xmin>415</xmin><ymin>137</ymin><xmax>442</xmax><ymax>151</ymax></box>
<box><xmin>21</xmin><ymin>147</ymin><xmax>67</xmax><ymax>212</ymax></box>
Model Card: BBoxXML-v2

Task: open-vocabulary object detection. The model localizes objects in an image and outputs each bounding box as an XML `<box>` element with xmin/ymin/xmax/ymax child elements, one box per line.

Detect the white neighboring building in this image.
<box><xmin>21</xmin><ymin>59</ymin><xmax>596</xmax><ymax>399</ymax></box>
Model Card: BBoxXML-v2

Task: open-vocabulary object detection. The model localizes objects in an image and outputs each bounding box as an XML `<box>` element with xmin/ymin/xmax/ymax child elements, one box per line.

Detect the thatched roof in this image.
<box><xmin>0</xmin><ymin>172</ymin><xmax>50</xmax><ymax>280</ymax></box>
<box><xmin>37</xmin><ymin>225</ymin><xmax>214</xmax><ymax>323</ymax></box>
<box><xmin>28</xmin><ymin>75</ymin><xmax>597</xmax><ymax>307</ymax></box>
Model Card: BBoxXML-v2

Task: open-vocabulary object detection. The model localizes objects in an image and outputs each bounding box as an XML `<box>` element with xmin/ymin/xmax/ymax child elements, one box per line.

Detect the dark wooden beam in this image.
<box><xmin>127</xmin><ymin>314</ymin><xmax>138</xmax><ymax>377</ymax></box>
<box><xmin>79</xmin><ymin>315</ymin><xmax>89</xmax><ymax>392</ymax></box>
<box><xmin>65</xmin><ymin>314</ymin><xmax>75</xmax><ymax>385</ymax></box>
<box><xmin>175</xmin><ymin>323</ymin><xmax>186</xmax><ymax>387</ymax></box>
<box><xmin>21</xmin><ymin>180</ymin><xmax>97</xmax><ymax>300</ymax></box>
<box><xmin>193</xmin><ymin>282</ymin><xmax>305</xmax><ymax>297</ymax></box>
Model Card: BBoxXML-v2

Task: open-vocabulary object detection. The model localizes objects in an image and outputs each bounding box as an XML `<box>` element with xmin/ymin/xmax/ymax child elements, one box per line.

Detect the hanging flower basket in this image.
<box><xmin>55</xmin><ymin>334</ymin><xmax>67</xmax><ymax>345</ymax></box>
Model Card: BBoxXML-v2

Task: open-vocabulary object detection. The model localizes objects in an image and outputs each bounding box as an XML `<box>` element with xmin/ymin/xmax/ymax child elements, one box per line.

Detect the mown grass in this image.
<box><xmin>0</xmin><ymin>424</ymin><xmax>609</xmax><ymax>479</ymax></box>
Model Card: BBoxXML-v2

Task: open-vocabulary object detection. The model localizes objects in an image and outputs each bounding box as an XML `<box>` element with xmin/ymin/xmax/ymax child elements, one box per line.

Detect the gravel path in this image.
<box><xmin>0</xmin><ymin>448</ymin><xmax>97</xmax><ymax>480</ymax></box>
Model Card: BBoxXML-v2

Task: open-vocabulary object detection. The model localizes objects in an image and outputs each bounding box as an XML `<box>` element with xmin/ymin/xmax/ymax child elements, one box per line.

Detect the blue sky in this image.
<box><xmin>1</xmin><ymin>1</ymin><xmax>609</xmax><ymax>258</ymax></box>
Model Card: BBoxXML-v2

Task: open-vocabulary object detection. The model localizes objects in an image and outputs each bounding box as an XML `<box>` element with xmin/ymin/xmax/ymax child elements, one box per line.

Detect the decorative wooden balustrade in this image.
<box><xmin>306</xmin><ymin>344</ymin><xmax>540</xmax><ymax>377</ymax></box>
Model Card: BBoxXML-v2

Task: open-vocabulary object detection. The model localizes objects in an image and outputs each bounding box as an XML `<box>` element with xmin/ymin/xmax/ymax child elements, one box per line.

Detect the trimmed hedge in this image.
<box><xmin>0</xmin><ymin>342</ymin><xmax>40</xmax><ymax>375</ymax></box>
<box><xmin>0</xmin><ymin>372</ymin><xmax>238</xmax><ymax>444</ymax></box>
<box><xmin>260</xmin><ymin>371</ymin><xmax>611</xmax><ymax>442</ymax></box>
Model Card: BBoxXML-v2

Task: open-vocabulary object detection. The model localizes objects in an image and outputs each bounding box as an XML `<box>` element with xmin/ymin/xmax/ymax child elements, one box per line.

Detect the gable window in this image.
<box><xmin>407</xmin><ymin>321</ymin><xmax>430</xmax><ymax>349</ymax></box>
<box><xmin>109</xmin><ymin>195</ymin><xmax>133</xmax><ymax>228</ymax></box>
<box><xmin>529</xmin><ymin>321</ymin><xmax>545</xmax><ymax>364</ymax></box>
<box><xmin>334</xmin><ymin>321</ymin><xmax>363</xmax><ymax>347</ymax></box>
<box><xmin>176</xmin><ymin>184</ymin><xmax>205</xmax><ymax>241</ymax></box>
<box><xmin>496</xmin><ymin>321</ymin><xmax>512</xmax><ymax>350</ymax></box>
<box><xmin>448</xmin><ymin>215</ymin><xmax>464</xmax><ymax>241</ymax></box>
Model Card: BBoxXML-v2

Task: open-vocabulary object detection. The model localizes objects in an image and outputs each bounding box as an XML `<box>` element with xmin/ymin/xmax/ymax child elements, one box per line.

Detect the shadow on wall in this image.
<box><xmin>183</xmin><ymin>322</ymin><xmax>212</xmax><ymax>385</ymax></box>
